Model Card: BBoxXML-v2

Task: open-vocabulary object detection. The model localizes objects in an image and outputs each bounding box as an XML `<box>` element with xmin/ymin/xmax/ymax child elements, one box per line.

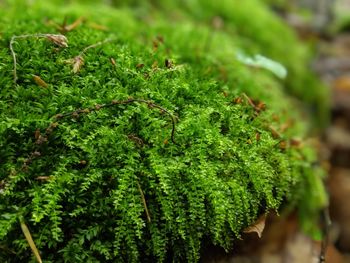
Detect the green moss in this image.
<box><xmin>0</xmin><ymin>1</ymin><xmax>327</xmax><ymax>262</ymax></box>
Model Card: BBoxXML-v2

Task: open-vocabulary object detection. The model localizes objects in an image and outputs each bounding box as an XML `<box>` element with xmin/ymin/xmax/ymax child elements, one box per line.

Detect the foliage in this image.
<box><xmin>0</xmin><ymin>0</ymin><xmax>327</xmax><ymax>262</ymax></box>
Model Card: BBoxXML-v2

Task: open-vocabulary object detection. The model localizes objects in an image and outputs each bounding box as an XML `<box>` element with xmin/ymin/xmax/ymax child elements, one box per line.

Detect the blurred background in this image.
<box><xmin>205</xmin><ymin>0</ymin><xmax>350</xmax><ymax>262</ymax></box>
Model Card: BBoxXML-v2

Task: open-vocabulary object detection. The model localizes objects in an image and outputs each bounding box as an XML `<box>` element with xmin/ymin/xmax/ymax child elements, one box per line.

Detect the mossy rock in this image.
<box><xmin>0</xmin><ymin>1</ymin><xmax>327</xmax><ymax>262</ymax></box>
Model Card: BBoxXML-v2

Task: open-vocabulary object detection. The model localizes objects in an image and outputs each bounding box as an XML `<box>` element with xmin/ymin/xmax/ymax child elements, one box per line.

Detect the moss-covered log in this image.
<box><xmin>0</xmin><ymin>0</ymin><xmax>328</xmax><ymax>262</ymax></box>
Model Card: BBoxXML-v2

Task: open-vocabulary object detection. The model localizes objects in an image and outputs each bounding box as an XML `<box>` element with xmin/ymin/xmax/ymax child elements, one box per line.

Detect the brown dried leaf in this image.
<box><xmin>72</xmin><ymin>55</ymin><xmax>84</xmax><ymax>74</ymax></box>
<box><xmin>45</xmin><ymin>34</ymin><xmax>68</xmax><ymax>47</ymax></box>
<box><xmin>33</xmin><ymin>75</ymin><xmax>48</xmax><ymax>88</ymax></box>
<box><xmin>243</xmin><ymin>214</ymin><xmax>267</xmax><ymax>238</ymax></box>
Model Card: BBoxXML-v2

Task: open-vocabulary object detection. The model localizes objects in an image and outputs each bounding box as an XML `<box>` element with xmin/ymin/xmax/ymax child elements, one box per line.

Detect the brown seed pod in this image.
<box><xmin>33</xmin><ymin>75</ymin><xmax>48</xmax><ymax>88</ymax></box>
<box><xmin>34</xmin><ymin>129</ymin><xmax>41</xmax><ymax>140</ymax></box>
<box><xmin>279</xmin><ymin>141</ymin><xmax>287</xmax><ymax>150</ymax></box>
<box><xmin>255</xmin><ymin>132</ymin><xmax>261</xmax><ymax>141</ymax></box>
<box><xmin>256</xmin><ymin>102</ymin><xmax>266</xmax><ymax>112</ymax></box>
<box><xmin>233</xmin><ymin>97</ymin><xmax>242</xmax><ymax>104</ymax></box>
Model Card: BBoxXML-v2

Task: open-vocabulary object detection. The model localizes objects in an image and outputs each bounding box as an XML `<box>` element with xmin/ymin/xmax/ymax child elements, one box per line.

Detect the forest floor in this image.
<box><xmin>203</xmin><ymin>3</ymin><xmax>350</xmax><ymax>263</ymax></box>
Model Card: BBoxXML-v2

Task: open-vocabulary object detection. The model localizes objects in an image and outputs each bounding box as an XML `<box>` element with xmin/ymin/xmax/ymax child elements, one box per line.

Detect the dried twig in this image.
<box><xmin>136</xmin><ymin>181</ymin><xmax>151</xmax><ymax>223</ymax></box>
<box><xmin>10</xmin><ymin>33</ymin><xmax>68</xmax><ymax>84</ymax></box>
<box><xmin>19</xmin><ymin>217</ymin><xmax>42</xmax><ymax>263</ymax></box>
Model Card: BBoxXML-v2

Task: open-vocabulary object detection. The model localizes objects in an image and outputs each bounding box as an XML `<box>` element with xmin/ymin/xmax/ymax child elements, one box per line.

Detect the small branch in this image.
<box><xmin>10</xmin><ymin>33</ymin><xmax>68</xmax><ymax>85</ymax></box>
<box><xmin>136</xmin><ymin>181</ymin><xmax>151</xmax><ymax>223</ymax></box>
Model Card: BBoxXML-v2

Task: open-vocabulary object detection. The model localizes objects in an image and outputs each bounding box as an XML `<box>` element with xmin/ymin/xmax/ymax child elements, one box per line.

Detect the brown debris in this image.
<box><xmin>33</xmin><ymin>75</ymin><xmax>48</xmax><ymax>88</ymax></box>
<box><xmin>72</xmin><ymin>56</ymin><xmax>84</xmax><ymax>74</ymax></box>
<box><xmin>45</xmin><ymin>34</ymin><xmax>68</xmax><ymax>47</ymax></box>
<box><xmin>165</xmin><ymin>58</ymin><xmax>173</xmax><ymax>68</ymax></box>
<box><xmin>243</xmin><ymin>214</ymin><xmax>267</xmax><ymax>238</ymax></box>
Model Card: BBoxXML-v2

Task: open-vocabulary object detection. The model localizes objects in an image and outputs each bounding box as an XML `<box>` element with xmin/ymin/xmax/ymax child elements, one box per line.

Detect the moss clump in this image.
<box><xmin>0</xmin><ymin>1</ymin><xmax>327</xmax><ymax>262</ymax></box>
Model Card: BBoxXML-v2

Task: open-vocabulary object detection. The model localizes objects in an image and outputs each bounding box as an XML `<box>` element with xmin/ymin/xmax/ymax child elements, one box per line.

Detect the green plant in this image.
<box><xmin>0</xmin><ymin>1</ymin><xmax>327</xmax><ymax>262</ymax></box>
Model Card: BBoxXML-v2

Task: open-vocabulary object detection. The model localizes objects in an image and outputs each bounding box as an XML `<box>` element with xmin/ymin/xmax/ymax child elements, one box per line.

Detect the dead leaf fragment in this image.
<box><xmin>243</xmin><ymin>214</ymin><xmax>267</xmax><ymax>238</ymax></box>
<box><xmin>110</xmin><ymin>57</ymin><xmax>116</xmax><ymax>66</ymax></box>
<box><xmin>33</xmin><ymin>75</ymin><xmax>48</xmax><ymax>88</ymax></box>
<box><xmin>45</xmin><ymin>34</ymin><xmax>68</xmax><ymax>47</ymax></box>
<box><xmin>72</xmin><ymin>55</ymin><xmax>84</xmax><ymax>73</ymax></box>
<box><xmin>20</xmin><ymin>218</ymin><xmax>42</xmax><ymax>263</ymax></box>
